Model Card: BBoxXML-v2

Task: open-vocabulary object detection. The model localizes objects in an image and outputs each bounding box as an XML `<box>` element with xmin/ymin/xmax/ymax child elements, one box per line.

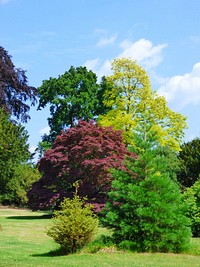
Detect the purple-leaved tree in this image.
<box><xmin>28</xmin><ymin>120</ymin><xmax>135</xmax><ymax>211</ymax></box>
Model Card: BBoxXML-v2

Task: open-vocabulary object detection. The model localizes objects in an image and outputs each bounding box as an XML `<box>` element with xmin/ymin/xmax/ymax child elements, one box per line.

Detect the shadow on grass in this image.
<box><xmin>6</xmin><ymin>214</ymin><xmax>52</xmax><ymax>220</ymax></box>
<box><xmin>32</xmin><ymin>247</ymin><xmax>69</xmax><ymax>257</ymax></box>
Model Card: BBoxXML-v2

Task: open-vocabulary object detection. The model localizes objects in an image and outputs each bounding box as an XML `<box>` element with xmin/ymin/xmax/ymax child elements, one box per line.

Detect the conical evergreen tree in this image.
<box><xmin>102</xmin><ymin>118</ymin><xmax>191</xmax><ymax>253</ymax></box>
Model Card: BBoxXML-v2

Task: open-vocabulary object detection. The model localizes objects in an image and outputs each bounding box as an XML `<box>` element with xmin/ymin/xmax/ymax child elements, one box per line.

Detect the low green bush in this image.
<box><xmin>47</xmin><ymin>194</ymin><xmax>98</xmax><ymax>254</ymax></box>
<box><xmin>83</xmin><ymin>235</ymin><xmax>115</xmax><ymax>253</ymax></box>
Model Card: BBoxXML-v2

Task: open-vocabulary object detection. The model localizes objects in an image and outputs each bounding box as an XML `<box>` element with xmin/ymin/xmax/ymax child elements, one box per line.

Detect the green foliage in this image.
<box><xmin>101</xmin><ymin>121</ymin><xmax>191</xmax><ymax>253</ymax></box>
<box><xmin>1</xmin><ymin>164</ymin><xmax>40</xmax><ymax>206</ymax></box>
<box><xmin>47</xmin><ymin>185</ymin><xmax>98</xmax><ymax>254</ymax></box>
<box><xmin>83</xmin><ymin>235</ymin><xmax>114</xmax><ymax>253</ymax></box>
<box><xmin>98</xmin><ymin>58</ymin><xmax>187</xmax><ymax>151</ymax></box>
<box><xmin>0</xmin><ymin>109</ymin><xmax>32</xmax><ymax>204</ymax></box>
<box><xmin>38</xmin><ymin>66</ymin><xmax>109</xmax><ymax>142</ymax></box>
<box><xmin>178</xmin><ymin>138</ymin><xmax>200</xmax><ymax>188</ymax></box>
<box><xmin>182</xmin><ymin>178</ymin><xmax>200</xmax><ymax>237</ymax></box>
<box><xmin>37</xmin><ymin>139</ymin><xmax>52</xmax><ymax>158</ymax></box>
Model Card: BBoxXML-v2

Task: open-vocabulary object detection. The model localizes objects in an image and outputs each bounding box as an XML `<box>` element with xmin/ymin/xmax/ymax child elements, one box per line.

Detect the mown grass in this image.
<box><xmin>0</xmin><ymin>207</ymin><xmax>199</xmax><ymax>267</ymax></box>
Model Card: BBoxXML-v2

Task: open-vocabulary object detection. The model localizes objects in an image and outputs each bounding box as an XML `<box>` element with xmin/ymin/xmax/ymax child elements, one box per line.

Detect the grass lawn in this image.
<box><xmin>0</xmin><ymin>207</ymin><xmax>199</xmax><ymax>267</ymax></box>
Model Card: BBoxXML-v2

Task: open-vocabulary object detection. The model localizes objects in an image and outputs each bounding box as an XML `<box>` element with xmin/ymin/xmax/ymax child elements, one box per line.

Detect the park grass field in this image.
<box><xmin>0</xmin><ymin>207</ymin><xmax>199</xmax><ymax>267</ymax></box>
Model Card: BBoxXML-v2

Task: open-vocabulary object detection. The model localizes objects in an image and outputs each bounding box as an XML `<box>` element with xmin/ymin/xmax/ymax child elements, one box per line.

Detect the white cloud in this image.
<box><xmin>96</xmin><ymin>59</ymin><xmax>112</xmax><ymax>79</ymax></box>
<box><xmin>119</xmin><ymin>38</ymin><xmax>167</xmax><ymax>69</ymax></box>
<box><xmin>83</xmin><ymin>59</ymin><xmax>112</xmax><ymax>82</ymax></box>
<box><xmin>39</xmin><ymin>126</ymin><xmax>50</xmax><ymax>135</ymax></box>
<box><xmin>84</xmin><ymin>58</ymin><xmax>99</xmax><ymax>71</ymax></box>
<box><xmin>83</xmin><ymin>38</ymin><xmax>167</xmax><ymax>78</ymax></box>
<box><xmin>97</xmin><ymin>34</ymin><xmax>117</xmax><ymax>47</ymax></box>
<box><xmin>158</xmin><ymin>62</ymin><xmax>200</xmax><ymax>109</ymax></box>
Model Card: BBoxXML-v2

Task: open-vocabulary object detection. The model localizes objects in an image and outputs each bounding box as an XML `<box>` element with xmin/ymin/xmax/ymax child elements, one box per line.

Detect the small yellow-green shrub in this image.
<box><xmin>47</xmin><ymin>195</ymin><xmax>98</xmax><ymax>254</ymax></box>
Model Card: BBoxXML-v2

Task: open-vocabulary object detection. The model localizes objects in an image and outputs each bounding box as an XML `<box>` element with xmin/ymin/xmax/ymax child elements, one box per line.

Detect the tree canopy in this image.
<box><xmin>182</xmin><ymin>178</ymin><xmax>200</xmax><ymax>237</ymax></box>
<box><xmin>0</xmin><ymin>108</ymin><xmax>32</xmax><ymax>204</ymax></box>
<box><xmin>0</xmin><ymin>46</ymin><xmax>37</xmax><ymax>122</ymax></box>
<box><xmin>177</xmin><ymin>137</ymin><xmax>200</xmax><ymax>188</ymax></box>
<box><xmin>98</xmin><ymin>58</ymin><xmax>187</xmax><ymax>151</ymax></box>
<box><xmin>28</xmin><ymin>120</ymin><xmax>133</xmax><ymax>211</ymax></box>
<box><xmin>38</xmin><ymin>66</ymin><xmax>109</xmax><ymax>142</ymax></box>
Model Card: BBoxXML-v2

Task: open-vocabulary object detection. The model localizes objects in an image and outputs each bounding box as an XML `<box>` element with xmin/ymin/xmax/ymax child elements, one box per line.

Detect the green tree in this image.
<box><xmin>0</xmin><ymin>109</ymin><xmax>32</xmax><ymax>204</ymax></box>
<box><xmin>5</xmin><ymin>164</ymin><xmax>40</xmax><ymax>206</ymax></box>
<box><xmin>38</xmin><ymin>66</ymin><xmax>109</xmax><ymax>142</ymax></box>
<box><xmin>0</xmin><ymin>46</ymin><xmax>37</xmax><ymax>122</ymax></box>
<box><xmin>182</xmin><ymin>177</ymin><xmax>200</xmax><ymax>237</ymax></box>
<box><xmin>178</xmin><ymin>138</ymin><xmax>200</xmax><ymax>188</ymax></box>
<box><xmin>47</xmin><ymin>183</ymin><xmax>98</xmax><ymax>254</ymax></box>
<box><xmin>98</xmin><ymin>58</ymin><xmax>187</xmax><ymax>151</ymax></box>
<box><xmin>101</xmin><ymin>119</ymin><xmax>191</xmax><ymax>253</ymax></box>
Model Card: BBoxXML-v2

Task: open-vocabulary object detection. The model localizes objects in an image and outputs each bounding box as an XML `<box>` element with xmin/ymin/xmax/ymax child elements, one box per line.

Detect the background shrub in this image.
<box><xmin>182</xmin><ymin>178</ymin><xmax>200</xmax><ymax>237</ymax></box>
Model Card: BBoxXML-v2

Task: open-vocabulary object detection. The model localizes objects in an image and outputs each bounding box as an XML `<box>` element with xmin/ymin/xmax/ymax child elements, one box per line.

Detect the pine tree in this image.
<box><xmin>102</xmin><ymin>119</ymin><xmax>191</xmax><ymax>253</ymax></box>
<box><xmin>47</xmin><ymin>182</ymin><xmax>98</xmax><ymax>254</ymax></box>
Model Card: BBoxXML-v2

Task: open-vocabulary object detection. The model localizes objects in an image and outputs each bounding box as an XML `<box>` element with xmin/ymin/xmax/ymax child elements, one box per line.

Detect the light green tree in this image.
<box><xmin>98</xmin><ymin>58</ymin><xmax>187</xmax><ymax>151</ymax></box>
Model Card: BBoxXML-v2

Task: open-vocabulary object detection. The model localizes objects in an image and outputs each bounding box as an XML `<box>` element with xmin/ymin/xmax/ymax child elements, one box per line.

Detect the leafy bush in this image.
<box><xmin>182</xmin><ymin>178</ymin><xmax>200</xmax><ymax>237</ymax></box>
<box><xmin>47</xmin><ymin>189</ymin><xmax>98</xmax><ymax>254</ymax></box>
<box><xmin>83</xmin><ymin>235</ymin><xmax>114</xmax><ymax>253</ymax></box>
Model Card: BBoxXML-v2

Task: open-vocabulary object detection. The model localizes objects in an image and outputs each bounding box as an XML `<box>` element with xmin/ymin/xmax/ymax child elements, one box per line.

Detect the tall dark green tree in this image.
<box><xmin>102</xmin><ymin>118</ymin><xmax>191</xmax><ymax>253</ymax></box>
<box><xmin>38</xmin><ymin>66</ymin><xmax>110</xmax><ymax>143</ymax></box>
<box><xmin>178</xmin><ymin>138</ymin><xmax>200</xmax><ymax>188</ymax></box>
<box><xmin>0</xmin><ymin>109</ymin><xmax>32</xmax><ymax>204</ymax></box>
<box><xmin>0</xmin><ymin>46</ymin><xmax>37</xmax><ymax>122</ymax></box>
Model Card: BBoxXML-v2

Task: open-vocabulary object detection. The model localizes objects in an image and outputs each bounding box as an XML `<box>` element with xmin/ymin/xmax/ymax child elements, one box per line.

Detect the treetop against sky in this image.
<box><xmin>0</xmin><ymin>0</ymin><xmax>200</xmax><ymax>157</ymax></box>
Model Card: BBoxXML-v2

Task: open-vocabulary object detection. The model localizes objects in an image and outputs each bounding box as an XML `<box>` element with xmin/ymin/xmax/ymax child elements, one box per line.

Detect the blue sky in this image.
<box><xmin>1</xmin><ymin>0</ymin><xmax>200</xmax><ymax>159</ymax></box>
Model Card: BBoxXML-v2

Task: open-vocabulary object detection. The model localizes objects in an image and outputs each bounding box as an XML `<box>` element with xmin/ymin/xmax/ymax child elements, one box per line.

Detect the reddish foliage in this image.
<box><xmin>28</xmin><ymin>121</ymin><xmax>136</xmax><ymax>211</ymax></box>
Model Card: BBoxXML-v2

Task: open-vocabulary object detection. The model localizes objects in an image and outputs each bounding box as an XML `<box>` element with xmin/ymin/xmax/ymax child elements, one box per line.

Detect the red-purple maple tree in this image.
<box><xmin>28</xmin><ymin>120</ymin><xmax>135</xmax><ymax>211</ymax></box>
